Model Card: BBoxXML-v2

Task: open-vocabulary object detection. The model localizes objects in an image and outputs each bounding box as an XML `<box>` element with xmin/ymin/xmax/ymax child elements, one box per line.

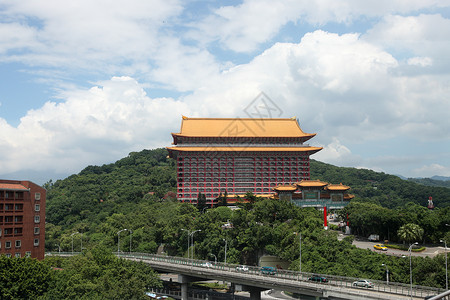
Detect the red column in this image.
<box><xmin>324</xmin><ymin>206</ymin><xmax>327</xmax><ymax>228</ymax></box>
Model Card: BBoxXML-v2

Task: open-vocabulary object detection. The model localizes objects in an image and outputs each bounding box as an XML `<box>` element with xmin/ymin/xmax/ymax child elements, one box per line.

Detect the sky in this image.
<box><xmin>0</xmin><ymin>0</ymin><xmax>450</xmax><ymax>185</ymax></box>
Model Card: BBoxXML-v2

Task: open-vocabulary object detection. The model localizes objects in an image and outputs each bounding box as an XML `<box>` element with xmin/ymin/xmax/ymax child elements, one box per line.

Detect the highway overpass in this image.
<box><xmin>48</xmin><ymin>252</ymin><xmax>445</xmax><ymax>300</ymax></box>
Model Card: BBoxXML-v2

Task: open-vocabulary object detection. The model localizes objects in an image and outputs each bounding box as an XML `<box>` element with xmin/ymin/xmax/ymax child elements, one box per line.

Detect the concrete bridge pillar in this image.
<box><xmin>180</xmin><ymin>282</ymin><xmax>188</xmax><ymax>300</ymax></box>
<box><xmin>178</xmin><ymin>274</ymin><xmax>205</xmax><ymax>300</ymax></box>
<box><xmin>249</xmin><ymin>286</ymin><xmax>264</xmax><ymax>300</ymax></box>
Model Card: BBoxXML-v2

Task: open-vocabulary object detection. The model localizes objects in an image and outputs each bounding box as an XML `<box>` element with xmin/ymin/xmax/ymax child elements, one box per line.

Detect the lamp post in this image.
<box><xmin>190</xmin><ymin>230</ymin><xmax>201</xmax><ymax>259</ymax></box>
<box><xmin>223</xmin><ymin>239</ymin><xmax>228</xmax><ymax>264</ymax></box>
<box><xmin>381</xmin><ymin>263</ymin><xmax>389</xmax><ymax>285</ymax></box>
<box><xmin>117</xmin><ymin>229</ymin><xmax>128</xmax><ymax>256</ymax></box>
<box><xmin>181</xmin><ymin>229</ymin><xmax>190</xmax><ymax>259</ymax></box>
<box><xmin>70</xmin><ymin>232</ymin><xmax>79</xmax><ymax>254</ymax></box>
<box><xmin>441</xmin><ymin>239</ymin><xmax>448</xmax><ymax>290</ymax></box>
<box><xmin>129</xmin><ymin>230</ymin><xmax>133</xmax><ymax>253</ymax></box>
<box><xmin>293</xmin><ymin>232</ymin><xmax>302</xmax><ymax>273</ymax></box>
<box><xmin>409</xmin><ymin>242</ymin><xmax>418</xmax><ymax>300</ymax></box>
<box><xmin>182</xmin><ymin>229</ymin><xmax>201</xmax><ymax>259</ymax></box>
<box><xmin>209</xmin><ymin>253</ymin><xmax>217</xmax><ymax>265</ymax></box>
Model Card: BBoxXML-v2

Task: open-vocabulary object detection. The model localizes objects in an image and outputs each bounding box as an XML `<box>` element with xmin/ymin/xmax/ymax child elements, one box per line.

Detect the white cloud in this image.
<box><xmin>364</xmin><ymin>14</ymin><xmax>450</xmax><ymax>68</ymax></box>
<box><xmin>0</xmin><ymin>77</ymin><xmax>190</xmax><ymax>173</ymax></box>
<box><xmin>407</xmin><ymin>56</ymin><xmax>433</xmax><ymax>67</ymax></box>
<box><xmin>0</xmin><ymin>0</ymin><xmax>183</xmax><ymax>71</ymax></box>
<box><xmin>412</xmin><ymin>163</ymin><xmax>450</xmax><ymax>178</ymax></box>
<box><xmin>189</xmin><ymin>0</ymin><xmax>450</xmax><ymax>52</ymax></box>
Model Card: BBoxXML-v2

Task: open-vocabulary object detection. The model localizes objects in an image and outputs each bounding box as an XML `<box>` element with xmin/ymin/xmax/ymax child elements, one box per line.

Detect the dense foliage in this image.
<box><xmin>41</xmin><ymin>148</ymin><xmax>450</xmax><ymax>293</ymax></box>
<box><xmin>310</xmin><ymin>159</ymin><xmax>450</xmax><ymax>209</ymax></box>
<box><xmin>0</xmin><ymin>247</ymin><xmax>161</xmax><ymax>299</ymax></box>
<box><xmin>43</xmin><ymin>247</ymin><xmax>161</xmax><ymax>299</ymax></box>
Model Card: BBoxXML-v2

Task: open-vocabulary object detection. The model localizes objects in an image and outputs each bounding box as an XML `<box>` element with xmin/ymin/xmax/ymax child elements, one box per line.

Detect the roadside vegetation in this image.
<box><xmin>19</xmin><ymin>148</ymin><xmax>445</xmax><ymax>296</ymax></box>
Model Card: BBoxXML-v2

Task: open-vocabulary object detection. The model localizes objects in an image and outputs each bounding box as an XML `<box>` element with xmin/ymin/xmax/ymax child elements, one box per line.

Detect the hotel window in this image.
<box><xmin>15</xmin><ymin>240</ymin><xmax>21</xmax><ymax>248</ymax></box>
<box><xmin>35</xmin><ymin>204</ymin><xmax>40</xmax><ymax>211</ymax></box>
<box><xmin>26</xmin><ymin>251</ymin><xmax>31</xmax><ymax>257</ymax></box>
<box><xmin>5</xmin><ymin>253</ymin><xmax>11</xmax><ymax>258</ymax></box>
<box><xmin>5</xmin><ymin>241</ymin><xmax>11</xmax><ymax>249</ymax></box>
<box><xmin>34</xmin><ymin>227</ymin><xmax>40</xmax><ymax>234</ymax></box>
<box><xmin>34</xmin><ymin>239</ymin><xmax>39</xmax><ymax>246</ymax></box>
<box><xmin>15</xmin><ymin>253</ymin><xmax>21</xmax><ymax>258</ymax></box>
<box><xmin>34</xmin><ymin>215</ymin><xmax>40</xmax><ymax>223</ymax></box>
<box><xmin>35</xmin><ymin>193</ymin><xmax>41</xmax><ymax>200</ymax></box>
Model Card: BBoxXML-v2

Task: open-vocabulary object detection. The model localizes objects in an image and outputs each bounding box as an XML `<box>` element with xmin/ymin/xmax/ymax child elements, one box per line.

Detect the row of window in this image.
<box><xmin>0</xmin><ymin>204</ymin><xmax>40</xmax><ymax>212</ymax></box>
<box><xmin>0</xmin><ymin>227</ymin><xmax>40</xmax><ymax>237</ymax></box>
<box><xmin>179</xmin><ymin>161</ymin><xmax>309</xmax><ymax>167</ymax></box>
<box><xmin>0</xmin><ymin>239</ymin><xmax>39</xmax><ymax>249</ymax></box>
<box><xmin>0</xmin><ymin>192</ymin><xmax>41</xmax><ymax>201</ymax></box>
<box><xmin>2</xmin><ymin>252</ymin><xmax>32</xmax><ymax>258</ymax></box>
<box><xmin>179</xmin><ymin>156</ymin><xmax>308</xmax><ymax>161</ymax></box>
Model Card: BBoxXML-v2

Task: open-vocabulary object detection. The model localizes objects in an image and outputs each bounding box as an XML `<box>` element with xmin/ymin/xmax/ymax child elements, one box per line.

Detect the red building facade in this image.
<box><xmin>167</xmin><ymin>117</ymin><xmax>322</xmax><ymax>204</ymax></box>
<box><xmin>0</xmin><ymin>180</ymin><xmax>46</xmax><ymax>260</ymax></box>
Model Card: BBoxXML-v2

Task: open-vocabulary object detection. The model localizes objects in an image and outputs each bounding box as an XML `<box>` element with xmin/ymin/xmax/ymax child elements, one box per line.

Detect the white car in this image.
<box><xmin>236</xmin><ymin>265</ymin><xmax>249</xmax><ymax>272</ymax></box>
<box><xmin>352</xmin><ymin>279</ymin><xmax>374</xmax><ymax>288</ymax></box>
<box><xmin>201</xmin><ymin>262</ymin><xmax>213</xmax><ymax>268</ymax></box>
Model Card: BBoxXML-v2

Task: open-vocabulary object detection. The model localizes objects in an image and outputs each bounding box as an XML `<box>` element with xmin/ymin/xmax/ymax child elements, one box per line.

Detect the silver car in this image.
<box><xmin>352</xmin><ymin>280</ymin><xmax>374</xmax><ymax>288</ymax></box>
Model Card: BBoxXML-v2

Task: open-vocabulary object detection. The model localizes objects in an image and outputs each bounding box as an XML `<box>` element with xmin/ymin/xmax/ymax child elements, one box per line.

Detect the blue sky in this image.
<box><xmin>0</xmin><ymin>0</ymin><xmax>450</xmax><ymax>184</ymax></box>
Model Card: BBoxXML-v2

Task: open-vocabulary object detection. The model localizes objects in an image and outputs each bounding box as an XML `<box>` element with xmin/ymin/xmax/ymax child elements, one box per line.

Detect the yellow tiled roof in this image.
<box><xmin>296</xmin><ymin>180</ymin><xmax>328</xmax><ymax>187</ymax></box>
<box><xmin>167</xmin><ymin>146</ymin><xmax>322</xmax><ymax>153</ymax></box>
<box><xmin>327</xmin><ymin>183</ymin><xmax>351</xmax><ymax>191</ymax></box>
<box><xmin>172</xmin><ymin>117</ymin><xmax>316</xmax><ymax>138</ymax></box>
<box><xmin>273</xmin><ymin>185</ymin><xmax>298</xmax><ymax>191</ymax></box>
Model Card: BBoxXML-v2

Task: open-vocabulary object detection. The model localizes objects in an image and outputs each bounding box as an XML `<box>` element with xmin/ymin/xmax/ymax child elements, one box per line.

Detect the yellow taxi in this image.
<box><xmin>373</xmin><ymin>244</ymin><xmax>388</xmax><ymax>251</ymax></box>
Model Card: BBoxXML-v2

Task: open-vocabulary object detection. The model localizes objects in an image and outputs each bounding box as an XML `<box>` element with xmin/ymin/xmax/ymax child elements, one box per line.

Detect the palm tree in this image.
<box><xmin>397</xmin><ymin>223</ymin><xmax>424</xmax><ymax>244</ymax></box>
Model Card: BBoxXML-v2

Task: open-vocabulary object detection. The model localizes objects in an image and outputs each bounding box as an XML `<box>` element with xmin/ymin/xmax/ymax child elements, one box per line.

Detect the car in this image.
<box><xmin>236</xmin><ymin>265</ymin><xmax>249</xmax><ymax>272</ymax></box>
<box><xmin>260</xmin><ymin>266</ymin><xmax>277</xmax><ymax>275</ymax></box>
<box><xmin>308</xmin><ymin>275</ymin><xmax>329</xmax><ymax>283</ymax></box>
<box><xmin>201</xmin><ymin>262</ymin><xmax>213</xmax><ymax>268</ymax></box>
<box><xmin>373</xmin><ymin>244</ymin><xmax>388</xmax><ymax>251</ymax></box>
<box><xmin>352</xmin><ymin>280</ymin><xmax>374</xmax><ymax>288</ymax></box>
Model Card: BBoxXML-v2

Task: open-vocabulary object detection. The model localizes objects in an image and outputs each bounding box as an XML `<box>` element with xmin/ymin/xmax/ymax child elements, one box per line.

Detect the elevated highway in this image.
<box><xmin>48</xmin><ymin>252</ymin><xmax>445</xmax><ymax>300</ymax></box>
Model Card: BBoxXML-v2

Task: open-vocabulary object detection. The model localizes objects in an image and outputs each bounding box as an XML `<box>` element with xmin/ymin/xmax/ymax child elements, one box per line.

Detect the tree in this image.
<box><xmin>0</xmin><ymin>256</ymin><xmax>53</xmax><ymax>299</ymax></box>
<box><xmin>197</xmin><ymin>192</ymin><xmax>207</xmax><ymax>212</ymax></box>
<box><xmin>397</xmin><ymin>223</ymin><xmax>424</xmax><ymax>244</ymax></box>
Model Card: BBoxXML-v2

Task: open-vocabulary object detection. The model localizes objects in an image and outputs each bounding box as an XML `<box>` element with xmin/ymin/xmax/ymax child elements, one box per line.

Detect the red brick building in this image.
<box><xmin>0</xmin><ymin>180</ymin><xmax>46</xmax><ymax>259</ymax></box>
<box><xmin>167</xmin><ymin>117</ymin><xmax>322</xmax><ymax>204</ymax></box>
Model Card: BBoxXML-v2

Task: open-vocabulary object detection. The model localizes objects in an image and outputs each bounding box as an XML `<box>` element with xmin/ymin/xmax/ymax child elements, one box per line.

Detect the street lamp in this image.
<box><xmin>70</xmin><ymin>232</ymin><xmax>79</xmax><ymax>254</ymax></box>
<box><xmin>381</xmin><ymin>263</ymin><xmax>389</xmax><ymax>285</ymax></box>
<box><xmin>440</xmin><ymin>239</ymin><xmax>448</xmax><ymax>290</ymax></box>
<box><xmin>190</xmin><ymin>230</ymin><xmax>201</xmax><ymax>259</ymax></box>
<box><xmin>182</xmin><ymin>229</ymin><xmax>201</xmax><ymax>259</ymax></box>
<box><xmin>294</xmin><ymin>232</ymin><xmax>302</xmax><ymax>273</ymax></box>
<box><xmin>181</xmin><ymin>229</ymin><xmax>190</xmax><ymax>259</ymax></box>
<box><xmin>409</xmin><ymin>242</ymin><xmax>418</xmax><ymax>300</ymax></box>
<box><xmin>117</xmin><ymin>229</ymin><xmax>128</xmax><ymax>256</ymax></box>
<box><xmin>223</xmin><ymin>239</ymin><xmax>228</xmax><ymax>264</ymax></box>
<box><xmin>209</xmin><ymin>253</ymin><xmax>217</xmax><ymax>265</ymax></box>
<box><xmin>129</xmin><ymin>230</ymin><xmax>133</xmax><ymax>253</ymax></box>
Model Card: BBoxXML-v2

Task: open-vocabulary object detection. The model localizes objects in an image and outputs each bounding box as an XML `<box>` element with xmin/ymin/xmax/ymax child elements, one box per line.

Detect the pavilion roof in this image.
<box><xmin>172</xmin><ymin>116</ymin><xmax>316</xmax><ymax>139</ymax></box>
<box><xmin>326</xmin><ymin>183</ymin><xmax>351</xmax><ymax>191</ymax></box>
<box><xmin>296</xmin><ymin>180</ymin><xmax>328</xmax><ymax>187</ymax></box>
<box><xmin>273</xmin><ymin>184</ymin><xmax>298</xmax><ymax>192</ymax></box>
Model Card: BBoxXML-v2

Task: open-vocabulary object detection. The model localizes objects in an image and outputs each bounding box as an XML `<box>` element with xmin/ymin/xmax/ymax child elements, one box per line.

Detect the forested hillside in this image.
<box><xmin>42</xmin><ymin>148</ymin><xmax>450</xmax><ymax>290</ymax></box>
<box><xmin>310</xmin><ymin>159</ymin><xmax>450</xmax><ymax>208</ymax></box>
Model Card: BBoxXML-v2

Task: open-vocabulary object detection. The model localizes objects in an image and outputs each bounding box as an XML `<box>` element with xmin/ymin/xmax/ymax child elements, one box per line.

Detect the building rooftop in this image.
<box><xmin>172</xmin><ymin>116</ymin><xmax>316</xmax><ymax>139</ymax></box>
<box><xmin>0</xmin><ymin>183</ymin><xmax>29</xmax><ymax>191</ymax></box>
<box><xmin>296</xmin><ymin>180</ymin><xmax>328</xmax><ymax>187</ymax></box>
